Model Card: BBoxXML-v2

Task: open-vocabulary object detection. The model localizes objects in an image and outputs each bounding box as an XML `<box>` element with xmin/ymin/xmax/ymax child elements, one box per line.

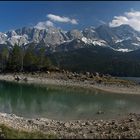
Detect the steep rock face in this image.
<box><xmin>111</xmin><ymin>25</ymin><xmax>140</xmax><ymax>51</ymax></box>
<box><xmin>66</xmin><ymin>29</ymin><xmax>83</xmax><ymax>40</ymax></box>
<box><xmin>42</xmin><ymin>27</ymin><xmax>65</xmax><ymax>46</ymax></box>
<box><xmin>56</xmin><ymin>39</ymin><xmax>86</xmax><ymax>52</ymax></box>
<box><xmin>82</xmin><ymin>26</ymin><xmax>99</xmax><ymax>39</ymax></box>
<box><xmin>4</xmin><ymin>26</ymin><xmax>67</xmax><ymax>47</ymax></box>
<box><xmin>112</xmin><ymin>24</ymin><xmax>140</xmax><ymax>39</ymax></box>
<box><xmin>0</xmin><ymin>33</ymin><xmax>7</xmax><ymax>44</ymax></box>
<box><xmin>1</xmin><ymin>24</ymin><xmax>140</xmax><ymax>52</ymax></box>
<box><xmin>95</xmin><ymin>25</ymin><xmax>119</xmax><ymax>45</ymax></box>
<box><xmin>7</xmin><ymin>35</ymin><xmax>28</xmax><ymax>46</ymax></box>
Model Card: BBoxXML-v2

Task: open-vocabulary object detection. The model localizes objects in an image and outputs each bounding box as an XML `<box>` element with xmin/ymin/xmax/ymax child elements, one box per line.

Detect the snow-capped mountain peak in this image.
<box><xmin>0</xmin><ymin>24</ymin><xmax>140</xmax><ymax>53</ymax></box>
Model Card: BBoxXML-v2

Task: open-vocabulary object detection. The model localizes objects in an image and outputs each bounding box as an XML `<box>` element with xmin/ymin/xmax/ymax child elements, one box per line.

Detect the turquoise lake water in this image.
<box><xmin>0</xmin><ymin>80</ymin><xmax>140</xmax><ymax>120</ymax></box>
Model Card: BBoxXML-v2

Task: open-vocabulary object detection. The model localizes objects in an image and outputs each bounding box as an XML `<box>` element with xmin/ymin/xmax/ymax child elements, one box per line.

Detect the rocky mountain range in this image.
<box><xmin>1</xmin><ymin>24</ymin><xmax>140</xmax><ymax>53</ymax></box>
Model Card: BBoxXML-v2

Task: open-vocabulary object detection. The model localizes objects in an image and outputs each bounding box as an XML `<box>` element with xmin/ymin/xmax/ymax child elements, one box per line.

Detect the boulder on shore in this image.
<box><xmin>14</xmin><ymin>76</ymin><xmax>21</xmax><ymax>81</ymax></box>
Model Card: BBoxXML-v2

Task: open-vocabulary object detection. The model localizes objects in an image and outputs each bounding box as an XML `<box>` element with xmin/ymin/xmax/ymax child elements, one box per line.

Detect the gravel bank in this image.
<box><xmin>0</xmin><ymin>112</ymin><xmax>140</xmax><ymax>139</ymax></box>
<box><xmin>0</xmin><ymin>73</ymin><xmax>139</xmax><ymax>95</ymax></box>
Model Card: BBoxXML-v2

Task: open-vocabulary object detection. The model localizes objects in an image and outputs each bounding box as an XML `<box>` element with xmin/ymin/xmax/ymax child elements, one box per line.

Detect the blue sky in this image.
<box><xmin>1</xmin><ymin>1</ymin><xmax>140</xmax><ymax>32</ymax></box>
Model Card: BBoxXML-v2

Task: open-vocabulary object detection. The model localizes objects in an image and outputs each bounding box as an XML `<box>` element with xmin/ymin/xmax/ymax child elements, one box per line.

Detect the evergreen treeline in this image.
<box><xmin>49</xmin><ymin>46</ymin><xmax>140</xmax><ymax>77</ymax></box>
<box><xmin>0</xmin><ymin>44</ymin><xmax>52</xmax><ymax>72</ymax></box>
<box><xmin>1</xmin><ymin>44</ymin><xmax>140</xmax><ymax>77</ymax></box>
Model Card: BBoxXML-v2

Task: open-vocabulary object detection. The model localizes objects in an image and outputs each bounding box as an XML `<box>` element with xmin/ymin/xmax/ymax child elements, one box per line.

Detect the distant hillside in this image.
<box><xmin>49</xmin><ymin>46</ymin><xmax>140</xmax><ymax>77</ymax></box>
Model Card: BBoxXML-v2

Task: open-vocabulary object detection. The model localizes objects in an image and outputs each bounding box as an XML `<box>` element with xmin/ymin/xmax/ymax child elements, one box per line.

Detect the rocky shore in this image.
<box><xmin>0</xmin><ymin>112</ymin><xmax>140</xmax><ymax>139</ymax></box>
<box><xmin>0</xmin><ymin>71</ymin><xmax>139</xmax><ymax>95</ymax></box>
<box><xmin>0</xmin><ymin>72</ymin><xmax>139</xmax><ymax>138</ymax></box>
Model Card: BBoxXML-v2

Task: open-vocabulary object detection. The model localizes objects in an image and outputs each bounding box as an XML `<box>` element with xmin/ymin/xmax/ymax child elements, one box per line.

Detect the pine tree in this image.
<box><xmin>23</xmin><ymin>44</ymin><xmax>38</xmax><ymax>71</ymax></box>
<box><xmin>0</xmin><ymin>47</ymin><xmax>9</xmax><ymax>71</ymax></box>
<box><xmin>20</xmin><ymin>45</ymin><xmax>25</xmax><ymax>72</ymax></box>
<box><xmin>38</xmin><ymin>46</ymin><xmax>46</xmax><ymax>71</ymax></box>
<box><xmin>8</xmin><ymin>44</ymin><xmax>22</xmax><ymax>71</ymax></box>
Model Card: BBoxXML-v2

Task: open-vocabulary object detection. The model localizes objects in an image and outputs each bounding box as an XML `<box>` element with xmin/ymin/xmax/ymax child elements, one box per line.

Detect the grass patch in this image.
<box><xmin>0</xmin><ymin>124</ymin><xmax>57</xmax><ymax>139</ymax></box>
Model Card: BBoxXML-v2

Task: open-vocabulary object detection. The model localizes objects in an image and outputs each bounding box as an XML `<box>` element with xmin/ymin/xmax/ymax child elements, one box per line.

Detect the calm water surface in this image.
<box><xmin>0</xmin><ymin>80</ymin><xmax>140</xmax><ymax>120</ymax></box>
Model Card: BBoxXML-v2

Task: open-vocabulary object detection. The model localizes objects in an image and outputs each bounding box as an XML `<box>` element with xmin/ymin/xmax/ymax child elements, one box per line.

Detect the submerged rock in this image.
<box><xmin>96</xmin><ymin>110</ymin><xmax>104</xmax><ymax>115</ymax></box>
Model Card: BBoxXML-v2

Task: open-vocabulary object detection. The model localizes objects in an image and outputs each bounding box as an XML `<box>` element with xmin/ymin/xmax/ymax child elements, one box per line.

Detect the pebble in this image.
<box><xmin>0</xmin><ymin>110</ymin><xmax>139</xmax><ymax>139</ymax></box>
<box><xmin>64</xmin><ymin>123</ymin><xmax>70</xmax><ymax>128</ymax></box>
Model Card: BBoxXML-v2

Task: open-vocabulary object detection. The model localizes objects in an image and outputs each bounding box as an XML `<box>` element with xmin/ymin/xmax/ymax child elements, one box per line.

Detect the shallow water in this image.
<box><xmin>0</xmin><ymin>80</ymin><xmax>140</xmax><ymax>120</ymax></box>
<box><xmin>119</xmin><ymin>77</ymin><xmax>140</xmax><ymax>84</ymax></box>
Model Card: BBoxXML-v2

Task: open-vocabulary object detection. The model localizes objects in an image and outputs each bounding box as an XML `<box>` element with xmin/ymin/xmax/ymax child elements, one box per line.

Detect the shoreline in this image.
<box><xmin>0</xmin><ymin>73</ymin><xmax>140</xmax><ymax>95</ymax></box>
<box><xmin>0</xmin><ymin>73</ymin><xmax>140</xmax><ymax>138</ymax></box>
<box><xmin>0</xmin><ymin>112</ymin><xmax>139</xmax><ymax>139</ymax></box>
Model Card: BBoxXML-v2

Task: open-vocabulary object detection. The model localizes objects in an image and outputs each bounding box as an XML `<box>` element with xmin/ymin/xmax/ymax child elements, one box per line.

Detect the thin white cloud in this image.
<box><xmin>34</xmin><ymin>20</ymin><xmax>54</xmax><ymax>29</ymax></box>
<box><xmin>109</xmin><ymin>10</ymin><xmax>140</xmax><ymax>31</ymax></box>
<box><xmin>47</xmin><ymin>14</ymin><xmax>78</xmax><ymax>24</ymax></box>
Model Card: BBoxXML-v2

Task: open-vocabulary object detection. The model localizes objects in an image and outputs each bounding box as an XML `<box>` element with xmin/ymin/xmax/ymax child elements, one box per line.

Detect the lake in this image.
<box><xmin>119</xmin><ymin>77</ymin><xmax>140</xmax><ymax>84</ymax></box>
<box><xmin>0</xmin><ymin>80</ymin><xmax>140</xmax><ymax>120</ymax></box>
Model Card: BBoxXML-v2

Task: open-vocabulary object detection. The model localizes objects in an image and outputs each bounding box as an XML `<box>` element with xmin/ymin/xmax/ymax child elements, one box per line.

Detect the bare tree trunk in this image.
<box><xmin>20</xmin><ymin>46</ymin><xmax>24</xmax><ymax>72</ymax></box>
<box><xmin>21</xmin><ymin>53</ymin><xmax>23</xmax><ymax>72</ymax></box>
